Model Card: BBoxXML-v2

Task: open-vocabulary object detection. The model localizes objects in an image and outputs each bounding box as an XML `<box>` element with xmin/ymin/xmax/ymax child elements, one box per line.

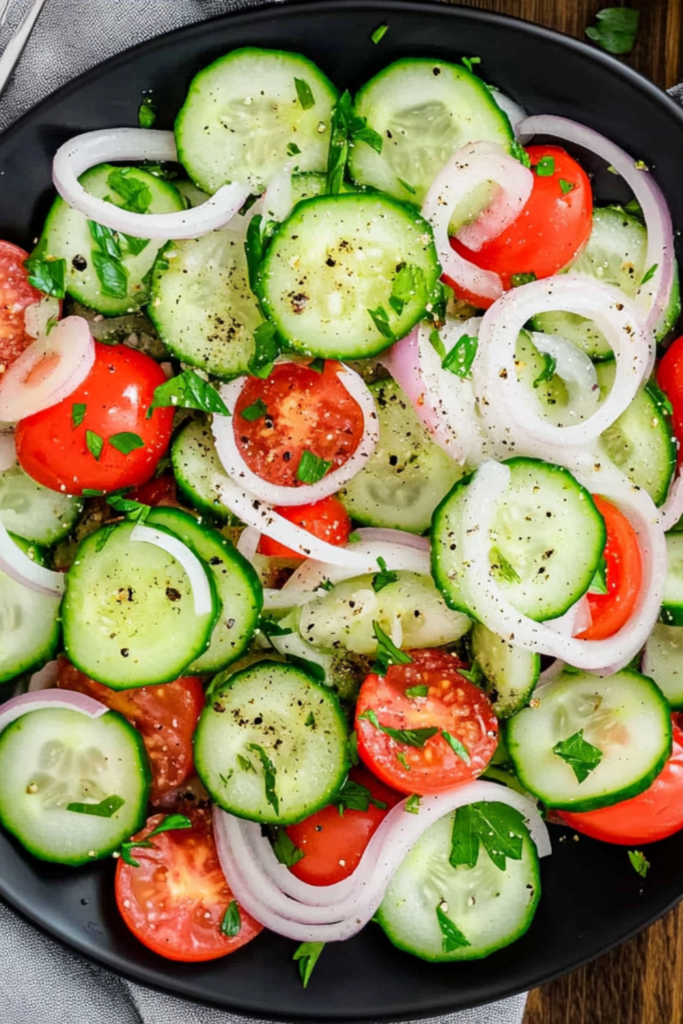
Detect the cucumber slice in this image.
<box><xmin>175</xmin><ymin>48</ymin><xmax>338</xmax><ymax>194</ymax></box>
<box><xmin>298</xmin><ymin>570</ymin><xmax>470</xmax><ymax>655</ymax></box>
<box><xmin>642</xmin><ymin>622</ymin><xmax>683</xmax><ymax>710</ymax></box>
<box><xmin>62</xmin><ymin>521</ymin><xmax>220</xmax><ymax>688</ymax></box>
<box><xmin>149</xmin><ymin>230</ymin><xmax>262</xmax><ymax>379</ymax></box>
<box><xmin>506</xmin><ymin>668</ymin><xmax>672</xmax><ymax>811</ymax></box>
<box><xmin>0</xmin><ymin>461</ymin><xmax>83</xmax><ymax>545</ymax></box>
<box><xmin>661</xmin><ymin>532</ymin><xmax>683</xmax><ymax>626</ymax></box>
<box><xmin>471</xmin><ymin>623</ymin><xmax>540</xmax><ymax>719</ymax></box>
<box><xmin>0</xmin><ymin>536</ymin><xmax>60</xmax><ymax>683</ymax></box>
<box><xmin>349</xmin><ymin>58</ymin><xmax>513</xmax><ymax>205</ymax></box>
<box><xmin>290</xmin><ymin>172</ymin><xmax>358</xmax><ymax>205</ymax></box>
<box><xmin>39</xmin><ymin>165</ymin><xmax>185</xmax><ymax>316</ymax></box>
<box><xmin>432</xmin><ymin>457</ymin><xmax>606</xmax><ymax>622</ymax></box>
<box><xmin>146</xmin><ymin>507</ymin><xmax>262</xmax><ymax>673</ymax></box>
<box><xmin>257</xmin><ymin>193</ymin><xmax>441</xmax><ymax>358</ymax></box>
<box><xmin>195</xmin><ymin>660</ymin><xmax>349</xmax><ymax>824</ymax></box>
<box><xmin>171</xmin><ymin>418</ymin><xmax>235</xmax><ymax>524</ymax></box>
<box><xmin>376</xmin><ymin>805</ymin><xmax>540</xmax><ymax>961</ymax></box>
<box><xmin>595</xmin><ymin>362</ymin><xmax>675</xmax><ymax>507</ymax></box>
<box><xmin>0</xmin><ymin>707</ymin><xmax>150</xmax><ymax>865</ymax></box>
<box><xmin>338</xmin><ymin>379</ymin><xmax>465</xmax><ymax>534</ymax></box>
<box><xmin>532</xmin><ymin>206</ymin><xmax>681</xmax><ymax>356</ymax></box>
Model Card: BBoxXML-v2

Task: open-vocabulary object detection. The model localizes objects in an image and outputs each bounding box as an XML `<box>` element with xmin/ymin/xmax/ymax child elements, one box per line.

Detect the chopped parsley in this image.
<box><xmin>534</xmin><ymin>155</ymin><xmax>555</xmax><ymax>177</ymax></box>
<box><xmin>510</xmin><ymin>140</ymin><xmax>531</xmax><ymax>168</ymax></box>
<box><xmin>511</xmin><ymin>271</ymin><xmax>537</xmax><ymax>287</ymax></box>
<box><xmin>461</xmin><ymin>56</ymin><xmax>481</xmax><ymax>74</ymax></box>
<box><xmin>108</xmin><ymin>432</ymin><xmax>145</xmax><ymax>455</ymax></box>
<box><xmin>71</xmin><ymin>403</ymin><xmax>87</xmax><ymax>428</ymax></box>
<box><xmin>404</xmin><ymin>794</ymin><xmax>421</xmax><ymax>814</ymax></box>
<box><xmin>389</xmin><ymin>263</ymin><xmax>425</xmax><ymax>316</ymax></box>
<box><xmin>85</xmin><ymin>430</ymin><xmax>104</xmax><ymax>461</ymax></box>
<box><xmin>559</xmin><ymin>178</ymin><xmax>575</xmax><ymax>195</ymax></box>
<box><xmin>442</xmin><ymin>333</ymin><xmax>478</xmax><ymax>379</ymax></box>
<box><xmin>241</xmin><ymin>397</ymin><xmax>269</xmax><ymax>423</ymax></box>
<box><xmin>533</xmin><ymin>351</ymin><xmax>557</xmax><ymax>388</ymax></box>
<box><xmin>221</xmin><ymin>900</ymin><xmax>241</xmax><ymax>937</ymax></box>
<box><xmin>405</xmin><ymin>685</ymin><xmax>429</xmax><ymax>699</ymax></box>
<box><xmin>106</xmin><ymin>495</ymin><xmax>150</xmax><ymax>524</ymax></box>
<box><xmin>490</xmin><ymin>547</ymin><xmax>521</xmax><ymax>584</ymax></box>
<box><xmin>66</xmin><ymin>795</ymin><xmax>125</xmax><ymax>817</ymax></box>
<box><xmin>249</xmin><ymin>319</ymin><xmax>282</xmax><ymax>380</ymax></box>
<box><xmin>371</xmin><ymin>621</ymin><xmax>414</xmax><ymax>675</ymax></box>
<box><xmin>442</xmin><ymin>731</ymin><xmax>471</xmax><ymax>764</ymax></box>
<box><xmin>118</xmin><ymin>813</ymin><xmax>192</xmax><ymax>868</ymax></box>
<box><xmin>293</xmin><ymin>941</ymin><xmax>325</xmax><ymax>988</ymax></box>
<box><xmin>297</xmin><ymin>449</ymin><xmax>332</xmax><ymax>484</ymax></box>
<box><xmin>628</xmin><ymin>849</ymin><xmax>650</xmax><ymax>878</ymax></box>
<box><xmin>436</xmin><ymin>905</ymin><xmax>470</xmax><ymax>952</ymax></box>
<box><xmin>272</xmin><ymin>828</ymin><xmax>305</xmax><ymax>867</ymax></box>
<box><xmin>24</xmin><ymin>255</ymin><xmax>66</xmax><ymax>298</ymax></box>
<box><xmin>294</xmin><ymin>78</ymin><xmax>315</xmax><ymax>110</ymax></box>
<box><xmin>358</xmin><ymin>707</ymin><xmax>438</xmax><ymax>749</ymax></box>
<box><xmin>147</xmin><ymin>369</ymin><xmax>229</xmax><ymax>418</ymax></box>
<box><xmin>396</xmin><ymin>751</ymin><xmax>411</xmax><ymax>771</ymax></box>
<box><xmin>138</xmin><ymin>95</ymin><xmax>156</xmax><ymax>128</ymax></box>
<box><xmin>585</xmin><ymin>7</ymin><xmax>640</xmax><ymax>55</ymax></box>
<box><xmin>107</xmin><ymin>168</ymin><xmax>152</xmax><ymax>214</ymax></box>
<box><xmin>397</xmin><ymin>177</ymin><xmax>417</xmax><ymax>195</ymax></box>
<box><xmin>553</xmin><ymin>729</ymin><xmax>603</xmax><ymax>783</ymax></box>
<box><xmin>368</xmin><ymin>305</ymin><xmax>395</xmax><ymax>340</ymax></box>
<box><xmin>641</xmin><ymin>263</ymin><xmax>658</xmax><ymax>286</ymax></box>
<box><xmin>334</xmin><ymin>778</ymin><xmax>387</xmax><ymax>815</ymax></box>
<box><xmin>327</xmin><ymin>90</ymin><xmax>383</xmax><ymax>195</ymax></box>
<box><xmin>286</xmin><ymin>653</ymin><xmax>326</xmax><ymax>682</ymax></box>
<box><xmin>92</xmin><ymin>250</ymin><xmax>128</xmax><ymax>298</ymax></box>
<box><xmin>247</xmin><ymin>742</ymin><xmax>279</xmax><ymax>815</ymax></box>
<box><xmin>450</xmin><ymin>801</ymin><xmax>527</xmax><ymax>871</ymax></box>
<box><xmin>370</xmin><ymin>22</ymin><xmax>388</xmax><ymax>44</ymax></box>
<box><xmin>286</xmin><ymin>142</ymin><xmax>302</xmax><ymax>157</ymax></box>
<box><xmin>372</xmin><ymin>556</ymin><xmax>399</xmax><ymax>593</ymax></box>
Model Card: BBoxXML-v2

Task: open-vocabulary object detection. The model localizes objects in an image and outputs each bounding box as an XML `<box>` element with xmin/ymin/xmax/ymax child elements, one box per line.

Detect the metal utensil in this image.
<box><xmin>0</xmin><ymin>0</ymin><xmax>49</xmax><ymax>100</ymax></box>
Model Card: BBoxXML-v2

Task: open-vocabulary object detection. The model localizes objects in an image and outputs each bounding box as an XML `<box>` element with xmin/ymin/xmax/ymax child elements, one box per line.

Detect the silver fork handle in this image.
<box><xmin>0</xmin><ymin>0</ymin><xmax>49</xmax><ymax>99</ymax></box>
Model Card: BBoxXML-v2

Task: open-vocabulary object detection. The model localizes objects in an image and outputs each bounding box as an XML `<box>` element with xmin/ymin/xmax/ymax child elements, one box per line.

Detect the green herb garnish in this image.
<box><xmin>510</xmin><ymin>140</ymin><xmax>531</xmax><ymax>168</ymax></box>
<box><xmin>461</xmin><ymin>56</ymin><xmax>481</xmax><ymax>74</ymax></box>
<box><xmin>371</xmin><ymin>621</ymin><xmax>414</xmax><ymax>676</ymax></box>
<box><xmin>119</xmin><ymin>814</ymin><xmax>192</xmax><ymax>868</ymax></box>
<box><xmin>24</xmin><ymin>255</ymin><xmax>66</xmax><ymax>298</ymax></box>
<box><xmin>389</xmin><ymin>263</ymin><xmax>425</xmax><ymax>316</ymax></box>
<box><xmin>272</xmin><ymin>829</ymin><xmax>305</xmax><ymax>867</ymax></box>
<box><xmin>553</xmin><ymin>729</ymin><xmax>603</xmax><ymax>783</ymax></box>
<box><xmin>585</xmin><ymin>7</ymin><xmax>640</xmax><ymax>55</ymax></box>
<box><xmin>71</xmin><ymin>403</ymin><xmax>87</xmax><ymax>428</ymax></box>
<box><xmin>297</xmin><ymin>449</ymin><xmax>332</xmax><ymax>484</ymax></box>
<box><xmin>559</xmin><ymin>178</ymin><xmax>575</xmax><ymax>195</ymax></box>
<box><xmin>138</xmin><ymin>96</ymin><xmax>156</xmax><ymax>129</ymax></box>
<box><xmin>286</xmin><ymin>653</ymin><xmax>326</xmax><ymax>682</ymax></box>
<box><xmin>294</xmin><ymin>78</ymin><xmax>315</xmax><ymax>110</ymax></box>
<box><xmin>371</xmin><ymin>23</ymin><xmax>388</xmax><ymax>44</ymax></box>
<box><xmin>534</xmin><ymin>155</ymin><xmax>555</xmax><ymax>177</ymax></box>
<box><xmin>442</xmin><ymin>333</ymin><xmax>478</xmax><ymax>379</ymax></box>
<box><xmin>436</xmin><ymin>905</ymin><xmax>471</xmax><ymax>952</ymax></box>
<box><xmin>368</xmin><ymin>305</ymin><xmax>395</xmax><ymax>341</ymax></box>
<box><xmin>109</xmin><ymin>432</ymin><xmax>145</xmax><ymax>456</ymax></box>
<box><xmin>442</xmin><ymin>731</ymin><xmax>471</xmax><ymax>764</ymax></box>
<box><xmin>92</xmin><ymin>251</ymin><xmax>128</xmax><ymax>298</ymax></box>
<box><xmin>359</xmin><ymin>708</ymin><xmax>437</xmax><ymax>749</ymax></box>
<box><xmin>450</xmin><ymin>801</ymin><xmax>527</xmax><ymax>871</ymax></box>
<box><xmin>404</xmin><ymin>794</ymin><xmax>421</xmax><ymax>814</ymax></box>
<box><xmin>405</xmin><ymin>685</ymin><xmax>429</xmax><ymax>699</ymax></box>
<box><xmin>147</xmin><ymin>369</ymin><xmax>229</xmax><ymax>418</ymax></box>
<box><xmin>490</xmin><ymin>547</ymin><xmax>521</xmax><ymax>584</ymax></box>
<box><xmin>107</xmin><ymin>169</ymin><xmax>152</xmax><ymax>214</ymax></box>
<box><xmin>511</xmin><ymin>271</ymin><xmax>537</xmax><ymax>287</ymax></box>
<box><xmin>533</xmin><ymin>352</ymin><xmax>557</xmax><ymax>388</ymax></box>
<box><xmin>641</xmin><ymin>263</ymin><xmax>658</xmax><ymax>286</ymax></box>
<box><xmin>628</xmin><ymin>849</ymin><xmax>650</xmax><ymax>878</ymax></box>
<box><xmin>326</xmin><ymin>90</ymin><xmax>382</xmax><ymax>195</ymax></box>
<box><xmin>287</xmin><ymin>142</ymin><xmax>302</xmax><ymax>157</ymax></box>
<box><xmin>221</xmin><ymin>900</ymin><xmax>241</xmax><ymax>937</ymax></box>
<box><xmin>241</xmin><ymin>398</ymin><xmax>269</xmax><ymax>423</ymax></box>
<box><xmin>247</xmin><ymin>743</ymin><xmax>279</xmax><ymax>815</ymax></box>
<box><xmin>293</xmin><ymin>941</ymin><xmax>325</xmax><ymax>988</ymax></box>
<box><xmin>334</xmin><ymin>778</ymin><xmax>388</xmax><ymax>815</ymax></box>
<box><xmin>66</xmin><ymin>795</ymin><xmax>125</xmax><ymax>817</ymax></box>
<box><xmin>249</xmin><ymin>319</ymin><xmax>282</xmax><ymax>380</ymax></box>
<box><xmin>86</xmin><ymin>430</ymin><xmax>104</xmax><ymax>461</ymax></box>
<box><xmin>372</xmin><ymin>556</ymin><xmax>399</xmax><ymax>593</ymax></box>
<box><xmin>396</xmin><ymin>751</ymin><xmax>411</xmax><ymax>771</ymax></box>
<box><xmin>106</xmin><ymin>495</ymin><xmax>150</xmax><ymax>524</ymax></box>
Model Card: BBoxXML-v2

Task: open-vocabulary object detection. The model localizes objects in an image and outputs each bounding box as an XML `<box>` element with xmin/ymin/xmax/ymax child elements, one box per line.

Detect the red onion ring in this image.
<box><xmin>28</xmin><ymin>660</ymin><xmax>60</xmax><ymax>692</ymax></box>
<box><xmin>658</xmin><ymin>473</ymin><xmax>683</xmax><ymax>532</ymax></box>
<box><xmin>0</xmin><ymin>521</ymin><xmax>65</xmax><ymax>597</ymax></box>
<box><xmin>130</xmin><ymin>524</ymin><xmax>213</xmax><ymax>616</ymax></box>
<box><xmin>212</xmin><ymin>364</ymin><xmax>379</xmax><ymax>507</ymax></box>
<box><xmin>0</xmin><ymin>689</ymin><xmax>108</xmax><ymax>734</ymax></box>
<box><xmin>0</xmin><ymin>431</ymin><xmax>15</xmax><ymax>472</ymax></box>
<box><xmin>520</xmin><ymin>115</ymin><xmax>674</xmax><ymax>338</ymax></box>
<box><xmin>52</xmin><ymin>129</ymin><xmax>251</xmax><ymax>240</ymax></box>
<box><xmin>422</xmin><ymin>140</ymin><xmax>533</xmax><ymax>300</ymax></box>
<box><xmin>0</xmin><ymin>316</ymin><xmax>94</xmax><ymax>424</ymax></box>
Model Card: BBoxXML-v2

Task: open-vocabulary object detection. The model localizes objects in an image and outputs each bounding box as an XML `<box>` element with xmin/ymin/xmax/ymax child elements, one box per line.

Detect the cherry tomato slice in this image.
<box><xmin>115</xmin><ymin>808</ymin><xmax>262</xmax><ymax>962</ymax></box>
<box><xmin>234</xmin><ymin>361</ymin><xmax>364</xmax><ymax>488</ymax></box>
<box><xmin>578</xmin><ymin>495</ymin><xmax>642</xmax><ymax>642</ymax></box>
<box><xmin>0</xmin><ymin>240</ymin><xmax>44</xmax><ymax>379</ymax></box>
<box><xmin>559</xmin><ymin>716</ymin><xmax>683</xmax><ymax>844</ymax></box>
<box><xmin>258</xmin><ymin>495</ymin><xmax>352</xmax><ymax>559</ymax></box>
<box><xmin>57</xmin><ymin>658</ymin><xmax>204</xmax><ymax>805</ymax></box>
<box><xmin>658</xmin><ymin>334</ymin><xmax>683</xmax><ymax>467</ymax></box>
<box><xmin>449</xmin><ymin>146</ymin><xmax>593</xmax><ymax>307</ymax></box>
<box><xmin>15</xmin><ymin>342</ymin><xmax>174</xmax><ymax>495</ymax></box>
<box><xmin>126</xmin><ymin>474</ymin><xmax>178</xmax><ymax>508</ymax></box>
<box><xmin>355</xmin><ymin>649</ymin><xmax>499</xmax><ymax>795</ymax></box>
<box><xmin>285</xmin><ymin>766</ymin><xmax>402</xmax><ymax>886</ymax></box>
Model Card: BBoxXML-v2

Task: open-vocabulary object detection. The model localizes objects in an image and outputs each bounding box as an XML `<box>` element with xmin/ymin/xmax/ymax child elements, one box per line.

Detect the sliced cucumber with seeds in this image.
<box><xmin>506</xmin><ymin>668</ymin><xmax>672</xmax><ymax>811</ymax></box>
<box><xmin>146</xmin><ymin>507</ymin><xmax>262</xmax><ymax>673</ymax></box>
<box><xmin>661</xmin><ymin>532</ymin><xmax>683</xmax><ymax>626</ymax></box>
<box><xmin>432</xmin><ymin>457</ymin><xmax>606</xmax><ymax>622</ymax></box>
<box><xmin>471</xmin><ymin>623</ymin><xmax>540</xmax><ymax>719</ymax></box>
<box><xmin>642</xmin><ymin>623</ymin><xmax>683</xmax><ymax>710</ymax></box>
<box><xmin>175</xmin><ymin>48</ymin><xmax>338</xmax><ymax>194</ymax></box>
<box><xmin>0</xmin><ymin>707</ymin><xmax>150</xmax><ymax>865</ymax></box>
<box><xmin>149</xmin><ymin>229</ymin><xmax>262</xmax><ymax>379</ymax></box>
<box><xmin>532</xmin><ymin>206</ymin><xmax>681</xmax><ymax>357</ymax></box>
<box><xmin>194</xmin><ymin>660</ymin><xmax>349</xmax><ymax>824</ymax></box>
<box><xmin>172</xmin><ymin>418</ymin><xmax>236</xmax><ymax>524</ymax></box>
<box><xmin>595</xmin><ymin>361</ymin><xmax>675</xmax><ymax>507</ymax></box>
<box><xmin>0</xmin><ymin>461</ymin><xmax>83</xmax><ymax>545</ymax></box>
<box><xmin>338</xmin><ymin>379</ymin><xmax>465</xmax><ymax>534</ymax></box>
<box><xmin>349</xmin><ymin>58</ymin><xmax>512</xmax><ymax>205</ymax></box>
<box><xmin>298</xmin><ymin>570</ymin><xmax>470</xmax><ymax>656</ymax></box>
<box><xmin>0</xmin><ymin>536</ymin><xmax>60</xmax><ymax>683</ymax></box>
<box><xmin>290</xmin><ymin>172</ymin><xmax>359</xmax><ymax>205</ymax></box>
<box><xmin>257</xmin><ymin>193</ymin><xmax>441</xmax><ymax>358</ymax></box>
<box><xmin>38</xmin><ymin>164</ymin><xmax>184</xmax><ymax>316</ymax></box>
<box><xmin>62</xmin><ymin>521</ymin><xmax>220</xmax><ymax>688</ymax></box>
<box><xmin>376</xmin><ymin>805</ymin><xmax>540</xmax><ymax>961</ymax></box>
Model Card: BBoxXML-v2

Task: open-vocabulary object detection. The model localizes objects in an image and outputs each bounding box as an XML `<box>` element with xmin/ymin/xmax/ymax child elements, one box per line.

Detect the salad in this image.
<box><xmin>0</xmin><ymin>40</ymin><xmax>682</xmax><ymax>978</ymax></box>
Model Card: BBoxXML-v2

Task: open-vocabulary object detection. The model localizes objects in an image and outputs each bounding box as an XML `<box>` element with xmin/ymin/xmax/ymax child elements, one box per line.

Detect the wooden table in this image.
<box><xmin>442</xmin><ymin>2</ymin><xmax>682</xmax><ymax>1021</ymax></box>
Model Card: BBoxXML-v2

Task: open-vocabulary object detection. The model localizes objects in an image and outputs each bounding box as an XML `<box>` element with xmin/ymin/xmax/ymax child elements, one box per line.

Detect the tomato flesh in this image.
<box><xmin>15</xmin><ymin>341</ymin><xmax>174</xmax><ymax>495</ymax></box>
<box><xmin>115</xmin><ymin>808</ymin><xmax>262</xmax><ymax>961</ymax></box>
<box><xmin>0</xmin><ymin>240</ymin><xmax>44</xmax><ymax>379</ymax></box>
<box><xmin>285</xmin><ymin>767</ymin><xmax>401</xmax><ymax>886</ymax></box>
<box><xmin>258</xmin><ymin>495</ymin><xmax>352</xmax><ymax>559</ymax></box>
<box><xmin>234</xmin><ymin>361</ymin><xmax>364</xmax><ymax>488</ymax></box>
<box><xmin>449</xmin><ymin>145</ymin><xmax>593</xmax><ymax>307</ymax></box>
<box><xmin>559</xmin><ymin>716</ymin><xmax>683</xmax><ymax>844</ymax></box>
<box><xmin>57</xmin><ymin>658</ymin><xmax>204</xmax><ymax>805</ymax></box>
<box><xmin>355</xmin><ymin>649</ymin><xmax>498</xmax><ymax>795</ymax></box>
<box><xmin>578</xmin><ymin>495</ymin><xmax>642</xmax><ymax>642</ymax></box>
<box><xmin>658</xmin><ymin>335</ymin><xmax>683</xmax><ymax>468</ymax></box>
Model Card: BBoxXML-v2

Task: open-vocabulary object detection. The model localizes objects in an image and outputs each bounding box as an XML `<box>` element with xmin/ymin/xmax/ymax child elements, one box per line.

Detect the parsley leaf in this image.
<box><xmin>236</xmin><ymin>754</ymin><xmax>256</xmax><ymax>773</ymax></box>
<box><xmin>86</xmin><ymin>430</ymin><xmax>104</xmax><ymax>461</ymax></box>
<box><xmin>430</xmin><ymin>328</ymin><xmax>446</xmax><ymax>361</ymax></box>
<box><xmin>348</xmin><ymin>730</ymin><xmax>360</xmax><ymax>766</ymax></box>
<box><xmin>457</xmin><ymin>662</ymin><xmax>484</xmax><ymax>685</ymax></box>
<box><xmin>405</xmin><ymin>685</ymin><xmax>429</xmax><ymax>699</ymax></box>
<box><xmin>119</xmin><ymin>814</ymin><xmax>192</xmax><ymax>868</ymax></box>
<box><xmin>88</xmin><ymin>220</ymin><xmax>122</xmax><ymax>260</ymax></box>
<box><xmin>241</xmin><ymin>397</ymin><xmax>268</xmax><ymax>423</ymax></box>
<box><xmin>293</xmin><ymin>941</ymin><xmax>325</xmax><ymax>988</ymax></box>
<box><xmin>436</xmin><ymin>905</ymin><xmax>471</xmax><ymax>952</ymax></box>
<box><xmin>348</xmin><ymin>531</ymin><xmax>362</xmax><ymax>543</ymax></box>
<box><xmin>372</xmin><ymin>556</ymin><xmax>399</xmax><ymax>593</ymax></box>
<box><xmin>107</xmin><ymin>169</ymin><xmax>152</xmax><ymax>214</ymax></box>
<box><xmin>72</xmin><ymin>403</ymin><xmax>87</xmax><ymax>428</ymax></box>
<box><xmin>404</xmin><ymin>794</ymin><xmax>421</xmax><ymax>814</ymax></box>
<box><xmin>244</xmin><ymin>214</ymin><xmax>273</xmax><ymax>292</ymax></box>
<box><xmin>641</xmin><ymin>263</ymin><xmax>658</xmax><ymax>286</ymax></box>
<box><xmin>334</xmin><ymin>778</ymin><xmax>388</xmax><ymax>815</ymax></box>
<box><xmin>628</xmin><ymin>849</ymin><xmax>650</xmax><ymax>878</ymax></box>
<box><xmin>461</xmin><ymin>56</ymin><xmax>481</xmax><ymax>74</ymax></box>
<box><xmin>368</xmin><ymin>305</ymin><xmax>395</xmax><ymax>341</ymax></box>
<box><xmin>109</xmin><ymin>432</ymin><xmax>145</xmax><ymax>455</ymax></box>
<box><xmin>589</xmin><ymin>554</ymin><xmax>608</xmax><ymax>595</ymax></box>
<box><xmin>221</xmin><ymin>900</ymin><xmax>241</xmax><ymax>937</ymax></box>
<box><xmin>106</xmin><ymin>495</ymin><xmax>150</xmax><ymax>524</ymax></box>
<box><xmin>66</xmin><ymin>795</ymin><xmax>125</xmax><ymax>817</ymax></box>
<box><xmin>371</xmin><ymin>22</ymin><xmax>388</xmax><ymax>44</ymax></box>
<box><xmin>359</xmin><ymin>708</ymin><xmax>438</xmax><ymax>749</ymax></box>
<box><xmin>287</xmin><ymin>142</ymin><xmax>301</xmax><ymax>157</ymax></box>
<box><xmin>442</xmin><ymin>333</ymin><xmax>478</xmax><ymax>379</ymax></box>
<box><xmin>259</xmin><ymin>616</ymin><xmax>294</xmax><ymax>639</ymax></box>
<box><xmin>389</xmin><ymin>263</ymin><xmax>425</xmax><ymax>316</ymax></box>
<box><xmin>25</xmin><ymin>255</ymin><xmax>66</xmax><ymax>298</ymax></box>
<box><xmin>95</xmin><ymin>523</ymin><xmax>118</xmax><ymax>553</ymax></box>
<box><xmin>247</xmin><ymin>742</ymin><xmax>279</xmax><ymax>815</ymax></box>
<box><xmin>147</xmin><ymin>369</ymin><xmax>229</xmax><ymax>417</ymax></box>
<box><xmin>297</xmin><ymin>449</ymin><xmax>332</xmax><ymax>484</ymax></box>
<box><xmin>326</xmin><ymin>90</ymin><xmax>383</xmax><ymax>195</ymax></box>
<box><xmin>511</xmin><ymin>271</ymin><xmax>537</xmax><ymax>287</ymax></box>
<box><xmin>294</xmin><ymin>78</ymin><xmax>315</xmax><ymax>110</ymax></box>
<box><xmin>396</xmin><ymin>751</ymin><xmax>411</xmax><ymax>771</ymax></box>
<box><xmin>272</xmin><ymin>828</ymin><xmax>305</xmax><ymax>867</ymax></box>
<box><xmin>371</xmin><ymin>621</ymin><xmax>414</xmax><ymax>676</ymax></box>
<box><xmin>624</xmin><ymin>198</ymin><xmax>643</xmax><ymax>219</ymax></box>
<box><xmin>442</xmin><ymin>731</ymin><xmax>471</xmax><ymax>764</ymax></box>
<box><xmin>92</xmin><ymin>251</ymin><xmax>128</xmax><ymax>298</ymax></box>
<box><xmin>553</xmin><ymin>729</ymin><xmax>603</xmax><ymax>783</ymax></box>
<box><xmin>397</xmin><ymin>177</ymin><xmax>417</xmax><ymax>195</ymax></box>
<box><xmin>534</xmin><ymin>155</ymin><xmax>555</xmax><ymax>177</ymax></box>
<box><xmin>510</xmin><ymin>140</ymin><xmax>531</xmax><ymax>168</ymax></box>
<box><xmin>559</xmin><ymin>178</ymin><xmax>575</xmax><ymax>195</ymax></box>
<box><xmin>286</xmin><ymin>653</ymin><xmax>326</xmax><ymax>682</ymax></box>
<box><xmin>249</xmin><ymin>319</ymin><xmax>282</xmax><ymax>379</ymax></box>
<box><xmin>138</xmin><ymin>96</ymin><xmax>156</xmax><ymax>129</ymax></box>
<box><xmin>450</xmin><ymin>801</ymin><xmax>527</xmax><ymax>871</ymax></box>
<box><xmin>533</xmin><ymin>351</ymin><xmax>557</xmax><ymax>388</ymax></box>
<box><xmin>490</xmin><ymin>547</ymin><xmax>521</xmax><ymax>584</ymax></box>
<box><xmin>585</xmin><ymin>7</ymin><xmax>640</xmax><ymax>55</ymax></box>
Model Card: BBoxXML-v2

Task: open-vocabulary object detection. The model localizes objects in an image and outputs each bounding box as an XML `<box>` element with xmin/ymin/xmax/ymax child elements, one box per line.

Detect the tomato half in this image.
<box><xmin>126</xmin><ymin>473</ymin><xmax>178</xmax><ymax>508</ymax></box>
<box><xmin>285</xmin><ymin>766</ymin><xmax>401</xmax><ymax>886</ymax></box>
<box><xmin>57</xmin><ymin>658</ymin><xmax>204</xmax><ymax>805</ymax></box>
<box><xmin>577</xmin><ymin>495</ymin><xmax>642</xmax><ymax>642</ymax></box>
<box><xmin>258</xmin><ymin>495</ymin><xmax>352</xmax><ymax>559</ymax></box>
<box><xmin>449</xmin><ymin>145</ymin><xmax>593</xmax><ymax>307</ymax></box>
<box><xmin>559</xmin><ymin>715</ymin><xmax>683</xmax><ymax>844</ymax></box>
<box><xmin>658</xmin><ymin>335</ymin><xmax>683</xmax><ymax>467</ymax></box>
<box><xmin>355</xmin><ymin>649</ymin><xmax>499</xmax><ymax>795</ymax></box>
<box><xmin>115</xmin><ymin>808</ymin><xmax>262</xmax><ymax>961</ymax></box>
<box><xmin>0</xmin><ymin>241</ymin><xmax>44</xmax><ymax>378</ymax></box>
<box><xmin>15</xmin><ymin>342</ymin><xmax>174</xmax><ymax>495</ymax></box>
<box><xmin>234</xmin><ymin>361</ymin><xmax>364</xmax><ymax>488</ymax></box>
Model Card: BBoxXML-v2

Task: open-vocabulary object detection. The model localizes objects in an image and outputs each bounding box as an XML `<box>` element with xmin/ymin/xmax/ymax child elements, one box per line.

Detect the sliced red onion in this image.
<box><xmin>350</xmin><ymin>528</ymin><xmax>430</xmax><ymax>552</ymax></box>
<box><xmin>130</xmin><ymin>523</ymin><xmax>213</xmax><ymax>616</ymax></box>
<box><xmin>488</xmin><ymin>89</ymin><xmax>529</xmax><ymax>138</ymax></box>
<box><xmin>236</xmin><ymin>526</ymin><xmax>261</xmax><ymax>563</ymax></box>
<box><xmin>422</xmin><ymin>140</ymin><xmax>533</xmax><ymax>299</ymax></box>
<box><xmin>531</xmin><ymin>331</ymin><xmax>600</xmax><ymax>427</ymax></box>
<box><xmin>473</xmin><ymin>278</ymin><xmax>651</xmax><ymax>451</ymax></box>
<box><xmin>0</xmin><ymin>689</ymin><xmax>108</xmax><ymax>734</ymax></box>
<box><xmin>0</xmin><ymin>316</ymin><xmax>95</xmax><ymax>424</ymax></box>
<box><xmin>52</xmin><ymin>129</ymin><xmax>250</xmax><ymax>240</ymax></box>
<box><xmin>537</xmin><ymin>659</ymin><xmax>567</xmax><ymax>687</ymax></box>
<box><xmin>0</xmin><ymin>521</ymin><xmax>65</xmax><ymax>596</ymax></box>
<box><xmin>545</xmin><ymin>596</ymin><xmax>592</xmax><ymax>638</ymax></box>
<box><xmin>279</xmin><ymin>534</ymin><xmax>431</xmax><ymax>593</ymax></box>
<box><xmin>212</xmin><ymin>781</ymin><xmax>550</xmax><ymax>942</ymax></box>
<box><xmin>23</xmin><ymin>296</ymin><xmax>60</xmax><ymax>339</ymax></box>
<box><xmin>262</xmin><ymin>164</ymin><xmax>294</xmax><ymax>222</ymax></box>
<box><xmin>213</xmin><ymin>364</ymin><xmax>378</xmax><ymax>508</ymax></box>
<box><xmin>457</xmin><ymin>458</ymin><xmax>665</xmax><ymax>674</ymax></box>
<box><xmin>520</xmin><ymin>115</ymin><xmax>674</xmax><ymax>337</ymax></box>
<box><xmin>0</xmin><ymin>431</ymin><xmax>15</xmax><ymax>472</ymax></box>
<box><xmin>28</xmin><ymin>660</ymin><xmax>60</xmax><ymax>692</ymax></box>
<box><xmin>658</xmin><ymin>473</ymin><xmax>683</xmax><ymax>532</ymax></box>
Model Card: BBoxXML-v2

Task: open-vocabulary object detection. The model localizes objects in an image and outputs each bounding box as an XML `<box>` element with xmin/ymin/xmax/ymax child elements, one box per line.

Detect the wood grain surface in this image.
<box><xmin>440</xmin><ymin>2</ymin><xmax>683</xmax><ymax>1022</ymax></box>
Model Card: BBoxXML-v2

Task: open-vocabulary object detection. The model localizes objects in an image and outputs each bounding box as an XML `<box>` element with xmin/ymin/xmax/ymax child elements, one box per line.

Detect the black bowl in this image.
<box><xmin>1</xmin><ymin>2</ymin><xmax>682</xmax><ymax>1019</ymax></box>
